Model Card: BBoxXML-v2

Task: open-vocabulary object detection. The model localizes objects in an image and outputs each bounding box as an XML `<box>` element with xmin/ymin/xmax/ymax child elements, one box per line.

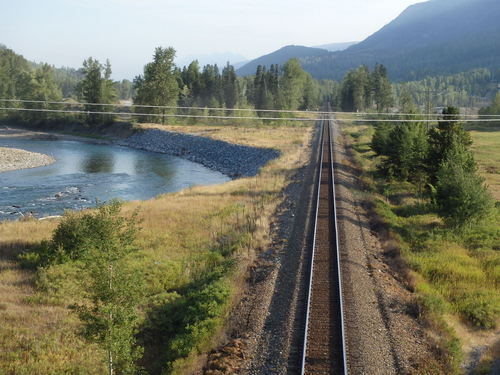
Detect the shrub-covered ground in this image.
<box><xmin>344</xmin><ymin>121</ymin><xmax>500</xmax><ymax>374</ymax></box>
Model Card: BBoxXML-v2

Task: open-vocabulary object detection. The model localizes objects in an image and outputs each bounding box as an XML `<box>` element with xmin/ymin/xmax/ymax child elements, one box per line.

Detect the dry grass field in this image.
<box><xmin>468</xmin><ymin>123</ymin><xmax>500</xmax><ymax>200</ymax></box>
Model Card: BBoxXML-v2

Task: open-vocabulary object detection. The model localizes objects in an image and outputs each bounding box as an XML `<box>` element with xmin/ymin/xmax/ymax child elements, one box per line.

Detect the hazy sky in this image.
<box><xmin>2</xmin><ymin>0</ymin><xmax>427</xmax><ymax>79</ymax></box>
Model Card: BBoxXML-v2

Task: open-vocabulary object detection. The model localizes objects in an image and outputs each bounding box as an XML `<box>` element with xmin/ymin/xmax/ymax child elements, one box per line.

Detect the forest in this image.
<box><xmin>0</xmin><ymin>45</ymin><xmax>327</xmax><ymax>127</ymax></box>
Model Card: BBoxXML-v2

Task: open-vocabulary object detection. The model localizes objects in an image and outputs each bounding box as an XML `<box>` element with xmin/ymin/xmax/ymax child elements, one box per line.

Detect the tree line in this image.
<box><xmin>132</xmin><ymin>47</ymin><xmax>323</xmax><ymax>122</ymax></box>
<box><xmin>0</xmin><ymin>45</ymin><xmax>326</xmax><ymax>126</ymax></box>
<box><xmin>2</xmin><ymin>43</ymin><xmax>500</xmax><ymax>128</ymax></box>
<box><xmin>331</xmin><ymin>64</ymin><xmax>393</xmax><ymax>112</ymax></box>
<box><xmin>393</xmin><ymin>68</ymin><xmax>500</xmax><ymax>110</ymax></box>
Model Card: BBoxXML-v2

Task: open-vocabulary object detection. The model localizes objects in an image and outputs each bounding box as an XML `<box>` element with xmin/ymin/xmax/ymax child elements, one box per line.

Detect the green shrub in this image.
<box><xmin>21</xmin><ymin>200</ymin><xmax>140</xmax><ymax>267</ymax></box>
<box><xmin>436</xmin><ymin>158</ymin><xmax>493</xmax><ymax>227</ymax></box>
<box><xmin>371</xmin><ymin>123</ymin><xmax>392</xmax><ymax>155</ymax></box>
<box><xmin>454</xmin><ymin>290</ymin><xmax>500</xmax><ymax>329</ymax></box>
<box><xmin>166</xmin><ymin>278</ymin><xmax>231</xmax><ymax>369</ymax></box>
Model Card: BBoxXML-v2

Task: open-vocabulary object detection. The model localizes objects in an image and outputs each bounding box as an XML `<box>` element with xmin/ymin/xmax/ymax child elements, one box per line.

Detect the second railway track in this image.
<box><xmin>301</xmin><ymin>117</ymin><xmax>347</xmax><ymax>375</ymax></box>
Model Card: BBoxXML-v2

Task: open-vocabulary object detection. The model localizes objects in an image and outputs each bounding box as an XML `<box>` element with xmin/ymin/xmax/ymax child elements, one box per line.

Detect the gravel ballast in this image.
<box><xmin>0</xmin><ymin>146</ymin><xmax>55</xmax><ymax>173</ymax></box>
<box><xmin>119</xmin><ymin>128</ymin><xmax>280</xmax><ymax>178</ymax></box>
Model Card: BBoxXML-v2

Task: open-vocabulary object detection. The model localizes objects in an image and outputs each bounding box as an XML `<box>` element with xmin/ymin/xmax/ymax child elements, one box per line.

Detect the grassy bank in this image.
<box><xmin>0</xmin><ymin>122</ymin><xmax>313</xmax><ymax>374</ymax></box>
<box><xmin>343</xmin><ymin>121</ymin><xmax>500</xmax><ymax>374</ymax></box>
<box><xmin>467</xmin><ymin>123</ymin><xmax>500</xmax><ymax>200</ymax></box>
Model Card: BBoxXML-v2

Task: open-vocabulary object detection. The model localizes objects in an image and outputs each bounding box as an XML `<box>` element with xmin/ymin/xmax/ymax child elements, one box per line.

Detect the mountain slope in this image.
<box><xmin>301</xmin><ymin>0</ymin><xmax>500</xmax><ymax>81</ymax></box>
<box><xmin>236</xmin><ymin>45</ymin><xmax>328</xmax><ymax>76</ymax></box>
<box><xmin>314</xmin><ymin>41</ymin><xmax>357</xmax><ymax>52</ymax></box>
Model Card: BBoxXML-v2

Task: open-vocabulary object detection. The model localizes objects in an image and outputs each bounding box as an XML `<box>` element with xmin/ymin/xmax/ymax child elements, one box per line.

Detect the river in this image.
<box><xmin>0</xmin><ymin>137</ymin><xmax>230</xmax><ymax>220</ymax></box>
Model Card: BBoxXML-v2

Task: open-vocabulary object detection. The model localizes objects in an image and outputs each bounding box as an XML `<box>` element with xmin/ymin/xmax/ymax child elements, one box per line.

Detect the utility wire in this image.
<box><xmin>0</xmin><ymin>107</ymin><xmax>315</xmax><ymax>122</ymax></box>
<box><xmin>1</xmin><ymin>98</ymin><xmax>498</xmax><ymax>118</ymax></box>
<box><xmin>2</xmin><ymin>106</ymin><xmax>500</xmax><ymax>123</ymax></box>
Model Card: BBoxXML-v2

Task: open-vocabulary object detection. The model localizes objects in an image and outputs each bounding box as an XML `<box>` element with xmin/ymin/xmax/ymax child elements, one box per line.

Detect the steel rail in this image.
<box><xmin>300</xmin><ymin>117</ymin><xmax>325</xmax><ymax>375</ymax></box>
<box><xmin>328</xmin><ymin>116</ymin><xmax>349</xmax><ymax>374</ymax></box>
<box><xmin>300</xmin><ymin>114</ymin><xmax>348</xmax><ymax>374</ymax></box>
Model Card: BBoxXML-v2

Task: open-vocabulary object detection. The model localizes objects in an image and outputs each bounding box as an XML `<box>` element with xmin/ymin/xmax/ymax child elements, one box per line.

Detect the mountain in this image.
<box><xmin>176</xmin><ymin>52</ymin><xmax>247</xmax><ymax>69</ymax></box>
<box><xmin>313</xmin><ymin>41</ymin><xmax>357</xmax><ymax>52</ymax></box>
<box><xmin>236</xmin><ymin>45</ymin><xmax>329</xmax><ymax>76</ymax></box>
<box><xmin>301</xmin><ymin>0</ymin><xmax>500</xmax><ymax>81</ymax></box>
<box><xmin>233</xmin><ymin>60</ymin><xmax>250</xmax><ymax>70</ymax></box>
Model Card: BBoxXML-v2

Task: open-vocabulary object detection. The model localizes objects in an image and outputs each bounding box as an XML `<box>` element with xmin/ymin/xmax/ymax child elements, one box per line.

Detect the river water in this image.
<box><xmin>0</xmin><ymin>137</ymin><xmax>230</xmax><ymax>220</ymax></box>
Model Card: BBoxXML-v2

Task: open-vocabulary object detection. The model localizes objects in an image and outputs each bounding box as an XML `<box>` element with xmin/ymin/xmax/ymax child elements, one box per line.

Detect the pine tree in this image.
<box><xmin>371</xmin><ymin>64</ymin><xmax>393</xmax><ymax>112</ymax></box>
<box><xmin>76</xmin><ymin>57</ymin><xmax>117</xmax><ymax>125</ymax></box>
<box><xmin>428</xmin><ymin>106</ymin><xmax>473</xmax><ymax>180</ymax></box>
<box><xmin>435</xmin><ymin>143</ymin><xmax>493</xmax><ymax>227</ymax></box>
<box><xmin>222</xmin><ymin>63</ymin><xmax>238</xmax><ymax>109</ymax></box>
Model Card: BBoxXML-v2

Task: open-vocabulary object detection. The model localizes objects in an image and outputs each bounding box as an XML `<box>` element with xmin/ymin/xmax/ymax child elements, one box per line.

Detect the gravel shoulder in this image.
<box><xmin>332</xmin><ymin>120</ymin><xmax>443</xmax><ymax>374</ymax></box>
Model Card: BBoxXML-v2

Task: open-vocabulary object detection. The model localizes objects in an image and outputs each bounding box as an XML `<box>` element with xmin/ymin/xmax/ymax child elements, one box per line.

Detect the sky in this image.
<box><xmin>1</xmin><ymin>0</ymin><xmax>428</xmax><ymax>80</ymax></box>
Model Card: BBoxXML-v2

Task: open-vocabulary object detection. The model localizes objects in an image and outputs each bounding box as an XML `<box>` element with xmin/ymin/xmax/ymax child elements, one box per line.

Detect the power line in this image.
<box><xmin>2</xmin><ymin>106</ymin><xmax>500</xmax><ymax>123</ymax></box>
<box><xmin>0</xmin><ymin>107</ymin><xmax>316</xmax><ymax>122</ymax></box>
<box><xmin>1</xmin><ymin>98</ymin><xmax>499</xmax><ymax>118</ymax></box>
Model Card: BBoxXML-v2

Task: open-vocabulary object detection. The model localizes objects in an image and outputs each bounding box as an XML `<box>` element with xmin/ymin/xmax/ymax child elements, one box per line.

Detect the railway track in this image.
<box><xmin>301</xmin><ymin>117</ymin><xmax>347</xmax><ymax>375</ymax></box>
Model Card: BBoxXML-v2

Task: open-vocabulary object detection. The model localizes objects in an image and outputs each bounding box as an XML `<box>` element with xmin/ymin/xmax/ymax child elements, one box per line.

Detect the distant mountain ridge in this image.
<box><xmin>313</xmin><ymin>41</ymin><xmax>357</xmax><ymax>52</ymax></box>
<box><xmin>301</xmin><ymin>0</ymin><xmax>500</xmax><ymax>81</ymax></box>
<box><xmin>176</xmin><ymin>51</ymin><xmax>247</xmax><ymax>69</ymax></box>
<box><xmin>236</xmin><ymin>45</ymin><xmax>328</xmax><ymax>76</ymax></box>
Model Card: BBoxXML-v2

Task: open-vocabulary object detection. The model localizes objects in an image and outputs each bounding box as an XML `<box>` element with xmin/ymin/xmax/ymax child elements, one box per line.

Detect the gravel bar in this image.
<box><xmin>0</xmin><ymin>146</ymin><xmax>55</xmax><ymax>173</ymax></box>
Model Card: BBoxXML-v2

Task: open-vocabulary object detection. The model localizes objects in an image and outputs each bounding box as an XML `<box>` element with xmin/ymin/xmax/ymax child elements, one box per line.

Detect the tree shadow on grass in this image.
<box><xmin>393</xmin><ymin>202</ymin><xmax>435</xmax><ymax>218</ymax></box>
<box><xmin>465</xmin><ymin>123</ymin><xmax>500</xmax><ymax>132</ymax></box>
<box><xmin>0</xmin><ymin>240</ymin><xmax>34</xmax><ymax>261</ymax></box>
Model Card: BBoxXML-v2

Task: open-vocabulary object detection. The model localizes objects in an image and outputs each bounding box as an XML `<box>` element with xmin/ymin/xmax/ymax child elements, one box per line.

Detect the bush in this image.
<box><xmin>371</xmin><ymin>122</ymin><xmax>392</xmax><ymax>155</ymax></box>
<box><xmin>374</xmin><ymin>122</ymin><xmax>429</xmax><ymax>182</ymax></box>
<box><xmin>21</xmin><ymin>200</ymin><xmax>139</xmax><ymax>267</ymax></box>
<box><xmin>436</xmin><ymin>153</ymin><xmax>493</xmax><ymax>227</ymax></box>
<box><xmin>454</xmin><ymin>290</ymin><xmax>499</xmax><ymax>329</ymax></box>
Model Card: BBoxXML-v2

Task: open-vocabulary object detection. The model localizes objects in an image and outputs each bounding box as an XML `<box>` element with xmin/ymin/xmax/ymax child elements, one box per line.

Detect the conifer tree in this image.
<box><xmin>222</xmin><ymin>63</ymin><xmax>238</xmax><ymax>109</ymax></box>
<box><xmin>77</xmin><ymin>57</ymin><xmax>117</xmax><ymax>125</ymax></box>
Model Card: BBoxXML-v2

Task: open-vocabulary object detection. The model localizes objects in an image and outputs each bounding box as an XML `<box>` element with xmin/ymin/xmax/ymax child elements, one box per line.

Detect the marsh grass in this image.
<box><xmin>0</xmin><ymin>122</ymin><xmax>313</xmax><ymax>374</ymax></box>
<box><xmin>343</xmin><ymin>121</ymin><xmax>500</xmax><ymax>374</ymax></box>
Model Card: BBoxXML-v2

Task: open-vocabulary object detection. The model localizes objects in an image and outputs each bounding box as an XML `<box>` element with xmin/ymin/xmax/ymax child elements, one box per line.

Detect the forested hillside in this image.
<box><xmin>236</xmin><ymin>45</ymin><xmax>328</xmax><ymax>77</ymax></box>
<box><xmin>301</xmin><ymin>0</ymin><xmax>500</xmax><ymax>81</ymax></box>
<box><xmin>394</xmin><ymin>68</ymin><xmax>500</xmax><ymax>109</ymax></box>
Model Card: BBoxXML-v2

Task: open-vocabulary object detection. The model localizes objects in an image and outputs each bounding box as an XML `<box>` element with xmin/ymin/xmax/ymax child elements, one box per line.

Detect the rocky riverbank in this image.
<box><xmin>0</xmin><ymin>146</ymin><xmax>55</xmax><ymax>173</ymax></box>
<box><xmin>0</xmin><ymin>125</ymin><xmax>280</xmax><ymax>178</ymax></box>
<box><xmin>119</xmin><ymin>128</ymin><xmax>280</xmax><ymax>178</ymax></box>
